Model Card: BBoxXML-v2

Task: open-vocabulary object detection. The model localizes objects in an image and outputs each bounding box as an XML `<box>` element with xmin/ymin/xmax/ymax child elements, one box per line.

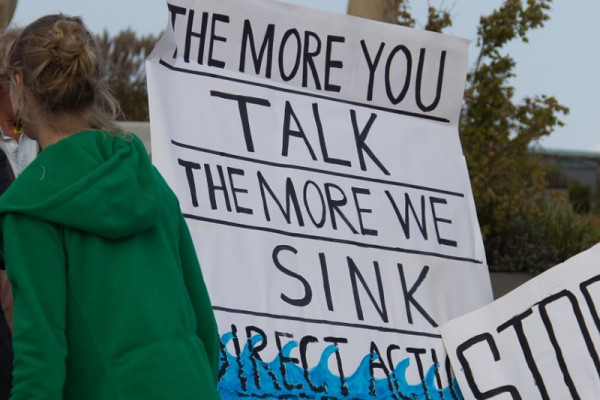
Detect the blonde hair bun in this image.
<box><xmin>48</xmin><ymin>19</ymin><xmax>97</xmax><ymax>76</ymax></box>
<box><xmin>7</xmin><ymin>14</ymin><xmax>121</xmax><ymax>131</ymax></box>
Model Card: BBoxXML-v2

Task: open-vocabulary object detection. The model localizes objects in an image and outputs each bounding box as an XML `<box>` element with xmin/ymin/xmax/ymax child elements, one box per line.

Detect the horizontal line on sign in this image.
<box><xmin>158</xmin><ymin>58</ymin><xmax>451</xmax><ymax>124</ymax></box>
<box><xmin>183</xmin><ymin>213</ymin><xmax>483</xmax><ymax>264</ymax></box>
<box><xmin>213</xmin><ymin>305</ymin><xmax>442</xmax><ymax>339</ymax></box>
<box><xmin>172</xmin><ymin>140</ymin><xmax>465</xmax><ymax>198</ymax></box>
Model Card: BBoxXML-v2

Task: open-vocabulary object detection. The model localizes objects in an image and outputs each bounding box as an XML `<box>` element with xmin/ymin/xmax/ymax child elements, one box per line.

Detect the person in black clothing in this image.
<box><xmin>0</xmin><ymin>26</ymin><xmax>39</xmax><ymax>400</ymax></box>
<box><xmin>0</xmin><ymin>27</ymin><xmax>34</xmax><ymax>400</ymax></box>
<box><xmin>0</xmin><ymin>147</ymin><xmax>12</xmax><ymax>400</ymax></box>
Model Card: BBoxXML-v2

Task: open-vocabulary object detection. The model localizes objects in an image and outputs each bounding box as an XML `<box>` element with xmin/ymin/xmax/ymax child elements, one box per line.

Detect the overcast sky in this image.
<box><xmin>11</xmin><ymin>0</ymin><xmax>600</xmax><ymax>152</ymax></box>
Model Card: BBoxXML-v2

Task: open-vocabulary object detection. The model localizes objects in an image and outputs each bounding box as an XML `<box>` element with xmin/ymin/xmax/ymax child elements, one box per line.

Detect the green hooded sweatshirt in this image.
<box><xmin>0</xmin><ymin>130</ymin><xmax>221</xmax><ymax>400</ymax></box>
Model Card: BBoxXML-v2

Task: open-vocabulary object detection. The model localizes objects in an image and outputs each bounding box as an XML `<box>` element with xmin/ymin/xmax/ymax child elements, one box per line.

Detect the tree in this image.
<box><xmin>96</xmin><ymin>29</ymin><xmax>159</xmax><ymax>121</ymax></box>
<box><xmin>458</xmin><ymin>0</ymin><xmax>573</xmax><ymax>272</ymax></box>
<box><xmin>349</xmin><ymin>1</ymin><xmax>600</xmax><ymax>273</ymax></box>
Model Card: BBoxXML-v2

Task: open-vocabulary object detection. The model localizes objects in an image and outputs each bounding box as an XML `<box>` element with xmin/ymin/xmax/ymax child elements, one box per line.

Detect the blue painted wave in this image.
<box><xmin>218</xmin><ymin>331</ymin><xmax>463</xmax><ymax>399</ymax></box>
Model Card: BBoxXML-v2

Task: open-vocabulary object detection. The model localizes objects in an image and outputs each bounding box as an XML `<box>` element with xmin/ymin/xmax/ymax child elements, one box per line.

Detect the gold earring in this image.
<box><xmin>13</xmin><ymin>113</ymin><xmax>23</xmax><ymax>135</ymax></box>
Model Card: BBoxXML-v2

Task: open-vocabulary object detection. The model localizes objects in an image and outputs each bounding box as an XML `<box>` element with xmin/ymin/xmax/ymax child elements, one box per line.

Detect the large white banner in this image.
<box><xmin>147</xmin><ymin>0</ymin><xmax>493</xmax><ymax>398</ymax></box>
<box><xmin>441</xmin><ymin>243</ymin><xmax>600</xmax><ymax>400</ymax></box>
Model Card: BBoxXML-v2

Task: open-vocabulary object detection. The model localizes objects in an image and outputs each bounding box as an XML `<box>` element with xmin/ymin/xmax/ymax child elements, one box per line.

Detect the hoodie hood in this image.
<box><xmin>0</xmin><ymin>130</ymin><xmax>160</xmax><ymax>239</ymax></box>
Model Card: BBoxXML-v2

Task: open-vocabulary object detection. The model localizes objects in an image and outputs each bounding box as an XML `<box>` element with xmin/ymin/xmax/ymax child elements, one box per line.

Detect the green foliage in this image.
<box><xmin>423</xmin><ymin>6</ymin><xmax>451</xmax><ymax>33</ymax></box>
<box><xmin>96</xmin><ymin>29</ymin><xmax>159</xmax><ymax>121</ymax></box>
<box><xmin>544</xmin><ymin>165</ymin><xmax>569</xmax><ymax>189</ymax></box>
<box><xmin>390</xmin><ymin>0</ymin><xmax>416</xmax><ymax>27</ymax></box>
<box><xmin>390</xmin><ymin>0</ymin><xmax>451</xmax><ymax>32</ymax></box>
<box><xmin>487</xmin><ymin>198</ymin><xmax>600</xmax><ymax>275</ymax></box>
<box><xmin>569</xmin><ymin>180</ymin><xmax>592</xmax><ymax>213</ymax></box>
<box><xmin>594</xmin><ymin>190</ymin><xmax>600</xmax><ymax>215</ymax></box>
<box><xmin>540</xmin><ymin>200</ymin><xmax>600</xmax><ymax>265</ymax></box>
<box><xmin>458</xmin><ymin>0</ymin><xmax>576</xmax><ymax>271</ymax></box>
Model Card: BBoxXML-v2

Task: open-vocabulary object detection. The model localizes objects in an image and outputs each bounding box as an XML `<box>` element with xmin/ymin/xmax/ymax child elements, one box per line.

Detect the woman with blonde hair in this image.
<box><xmin>0</xmin><ymin>14</ymin><xmax>221</xmax><ymax>400</ymax></box>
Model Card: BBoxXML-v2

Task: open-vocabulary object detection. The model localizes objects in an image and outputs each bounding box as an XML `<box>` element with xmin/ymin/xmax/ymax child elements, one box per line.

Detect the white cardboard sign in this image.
<box><xmin>147</xmin><ymin>0</ymin><xmax>493</xmax><ymax>398</ymax></box>
<box><xmin>441</xmin><ymin>243</ymin><xmax>600</xmax><ymax>400</ymax></box>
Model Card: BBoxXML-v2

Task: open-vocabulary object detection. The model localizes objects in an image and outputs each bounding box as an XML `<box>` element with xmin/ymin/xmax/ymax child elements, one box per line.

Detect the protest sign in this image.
<box><xmin>147</xmin><ymin>0</ymin><xmax>493</xmax><ymax>398</ymax></box>
<box><xmin>441</xmin><ymin>243</ymin><xmax>600</xmax><ymax>400</ymax></box>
